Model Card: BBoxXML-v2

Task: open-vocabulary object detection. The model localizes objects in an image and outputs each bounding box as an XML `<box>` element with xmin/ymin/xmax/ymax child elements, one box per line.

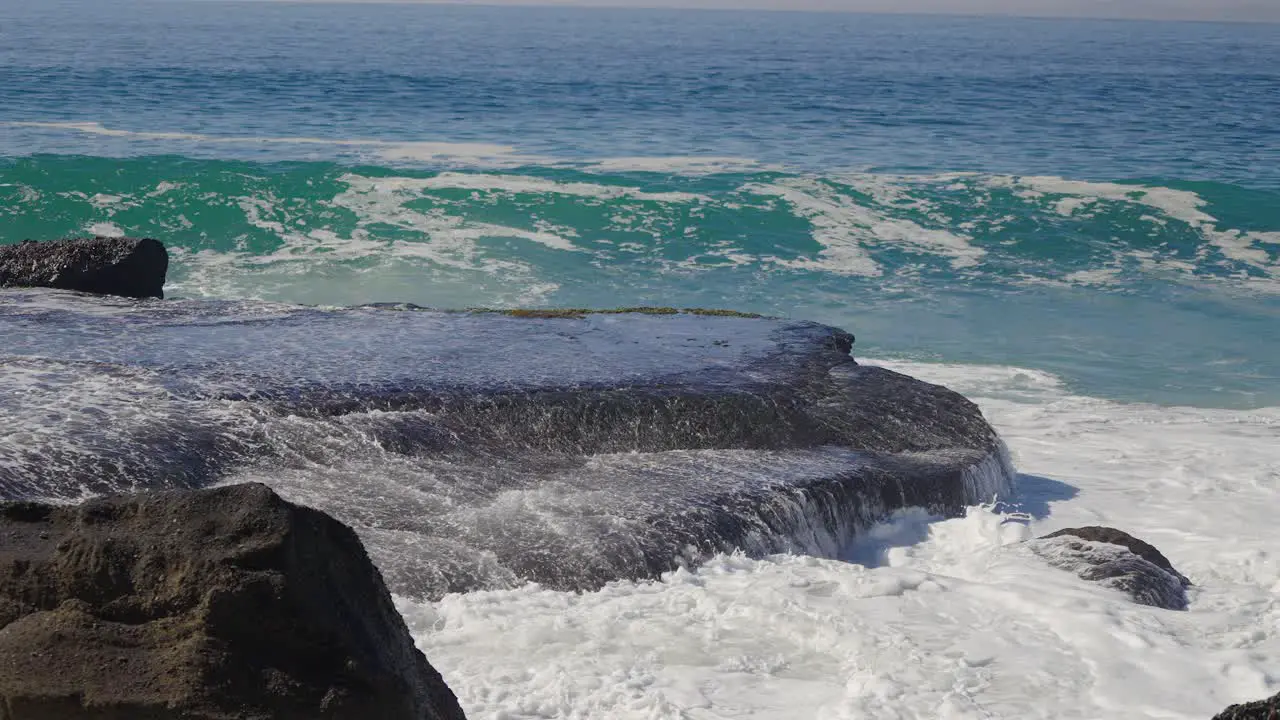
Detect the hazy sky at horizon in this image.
<box><xmin>230</xmin><ymin>0</ymin><xmax>1280</xmax><ymax>23</ymax></box>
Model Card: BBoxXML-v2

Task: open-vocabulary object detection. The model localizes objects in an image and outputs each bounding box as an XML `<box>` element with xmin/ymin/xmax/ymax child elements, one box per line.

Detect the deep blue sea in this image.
<box><xmin>2</xmin><ymin>0</ymin><xmax>1278</xmax><ymax>408</ymax></box>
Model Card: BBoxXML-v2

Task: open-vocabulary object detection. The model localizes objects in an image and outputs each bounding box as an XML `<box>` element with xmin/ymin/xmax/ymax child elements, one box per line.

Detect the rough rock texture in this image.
<box><xmin>1031</xmin><ymin>526</ymin><xmax>1191</xmax><ymax>611</ymax></box>
<box><xmin>1212</xmin><ymin>692</ymin><xmax>1280</xmax><ymax>719</ymax></box>
<box><xmin>0</xmin><ymin>483</ymin><xmax>466</xmax><ymax>720</ymax></box>
<box><xmin>0</xmin><ymin>297</ymin><xmax>1016</xmax><ymax>599</ymax></box>
<box><xmin>0</xmin><ymin>237</ymin><xmax>168</xmax><ymax>298</ymax></box>
<box><xmin>1041</xmin><ymin>526</ymin><xmax>1189</xmax><ymax>582</ymax></box>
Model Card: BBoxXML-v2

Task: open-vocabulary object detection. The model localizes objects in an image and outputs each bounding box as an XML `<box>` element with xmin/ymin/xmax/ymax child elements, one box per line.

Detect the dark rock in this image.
<box><xmin>1212</xmin><ymin>691</ymin><xmax>1280</xmax><ymax>719</ymax></box>
<box><xmin>0</xmin><ymin>483</ymin><xmax>466</xmax><ymax>720</ymax></box>
<box><xmin>0</xmin><ymin>237</ymin><xmax>168</xmax><ymax>298</ymax></box>
<box><xmin>1030</xmin><ymin>526</ymin><xmax>1191</xmax><ymax>610</ymax></box>
<box><xmin>1042</xmin><ymin>526</ymin><xmax>1189</xmax><ymax>582</ymax></box>
<box><xmin>0</xmin><ymin>297</ymin><xmax>1017</xmax><ymax>599</ymax></box>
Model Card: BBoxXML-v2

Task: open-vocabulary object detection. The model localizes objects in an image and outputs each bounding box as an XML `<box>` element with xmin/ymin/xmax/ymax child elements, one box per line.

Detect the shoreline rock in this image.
<box><xmin>0</xmin><ymin>483</ymin><xmax>466</xmax><ymax>719</ymax></box>
<box><xmin>1031</xmin><ymin>526</ymin><xmax>1191</xmax><ymax>611</ymax></box>
<box><xmin>0</xmin><ymin>237</ymin><xmax>168</xmax><ymax>299</ymax></box>
<box><xmin>1212</xmin><ymin>691</ymin><xmax>1280</xmax><ymax>719</ymax></box>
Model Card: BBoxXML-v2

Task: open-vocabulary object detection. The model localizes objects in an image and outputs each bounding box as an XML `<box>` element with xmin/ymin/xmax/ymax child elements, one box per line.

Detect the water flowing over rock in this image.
<box><xmin>0</xmin><ymin>482</ymin><xmax>466</xmax><ymax>720</ymax></box>
<box><xmin>0</xmin><ymin>291</ymin><xmax>1017</xmax><ymax>600</ymax></box>
<box><xmin>1030</xmin><ymin>526</ymin><xmax>1191</xmax><ymax>610</ymax></box>
<box><xmin>0</xmin><ymin>237</ymin><xmax>168</xmax><ymax>298</ymax></box>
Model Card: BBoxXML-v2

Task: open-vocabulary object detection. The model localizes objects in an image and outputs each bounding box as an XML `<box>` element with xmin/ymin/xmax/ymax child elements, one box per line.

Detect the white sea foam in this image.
<box><xmin>741</xmin><ymin>177</ymin><xmax>987</xmax><ymax>276</ymax></box>
<box><xmin>6</xmin><ymin>121</ymin><xmax>551</xmax><ymax>169</ymax></box>
<box><xmin>987</xmin><ymin>176</ymin><xmax>1215</xmax><ymax>225</ymax></box>
<box><xmin>167</xmin><ymin>172</ymin><xmax>626</xmax><ymax>303</ymax></box>
<box><xmin>85</xmin><ymin>221</ymin><xmax>125</xmax><ymax>238</ymax></box>
<box><xmin>146</xmin><ymin>181</ymin><xmax>183</xmax><ymax>198</ymax></box>
<box><xmin>838</xmin><ymin>172</ymin><xmax>980</xmax><ymax>215</ymax></box>
<box><xmin>1062</xmin><ymin>267</ymin><xmax>1124</xmax><ymax>285</ymax></box>
<box><xmin>10</xmin><ymin>139</ymin><xmax>1278</xmax><ymax>297</ymax></box>
<box><xmin>358</xmin><ymin>171</ymin><xmax>708</xmax><ymax>204</ymax></box>
<box><xmin>164</xmin><ymin>166</ymin><xmax>744</xmax><ymax>302</ymax></box>
<box><xmin>88</xmin><ymin>193</ymin><xmax>126</xmax><ymax>210</ymax></box>
<box><xmin>9</xmin><ymin>120</ymin><xmax>797</xmax><ymax>175</ymax></box>
<box><xmin>402</xmin><ymin>358</ymin><xmax>1280</xmax><ymax>720</ymax></box>
<box><xmin>1053</xmin><ymin>196</ymin><xmax>1096</xmax><ymax>216</ymax></box>
<box><xmin>8</xmin><ymin>120</ymin><xmax>786</xmax><ymax>175</ymax></box>
<box><xmin>587</xmin><ymin>156</ymin><xmax>784</xmax><ymax>174</ymax></box>
<box><xmin>331</xmin><ymin>174</ymin><xmax>582</xmax><ymax>253</ymax></box>
<box><xmin>987</xmin><ymin>175</ymin><xmax>1280</xmax><ymax>281</ymax></box>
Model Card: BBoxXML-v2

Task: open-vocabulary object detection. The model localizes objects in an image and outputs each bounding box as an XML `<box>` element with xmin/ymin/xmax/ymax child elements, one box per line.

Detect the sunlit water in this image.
<box><xmin>1</xmin><ymin>2</ymin><xmax>1277</xmax><ymax>717</ymax></box>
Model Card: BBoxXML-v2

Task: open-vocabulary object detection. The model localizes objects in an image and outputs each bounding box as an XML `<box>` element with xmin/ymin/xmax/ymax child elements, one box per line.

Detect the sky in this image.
<box><xmin>243</xmin><ymin>0</ymin><xmax>1280</xmax><ymax>23</ymax></box>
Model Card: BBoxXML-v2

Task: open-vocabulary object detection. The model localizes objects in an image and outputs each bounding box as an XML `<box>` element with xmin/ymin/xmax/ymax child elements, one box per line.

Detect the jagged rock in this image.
<box><xmin>0</xmin><ymin>483</ymin><xmax>466</xmax><ymax>720</ymax></box>
<box><xmin>0</xmin><ymin>237</ymin><xmax>168</xmax><ymax>298</ymax></box>
<box><xmin>1212</xmin><ymin>691</ymin><xmax>1280</xmax><ymax>719</ymax></box>
<box><xmin>1030</xmin><ymin>526</ymin><xmax>1191</xmax><ymax>610</ymax></box>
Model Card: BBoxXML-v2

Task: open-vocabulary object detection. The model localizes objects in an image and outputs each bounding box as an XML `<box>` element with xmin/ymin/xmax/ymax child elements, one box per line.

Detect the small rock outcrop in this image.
<box><xmin>0</xmin><ymin>483</ymin><xmax>466</xmax><ymax>720</ymax></box>
<box><xmin>1030</xmin><ymin>526</ymin><xmax>1191</xmax><ymax>610</ymax></box>
<box><xmin>1212</xmin><ymin>691</ymin><xmax>1280</xmax><ymax>719</ymax></box>
<box><xmin>0</xmin><ymin>236</ymin><xmax>168</xmax><ymax>298</ymax></box>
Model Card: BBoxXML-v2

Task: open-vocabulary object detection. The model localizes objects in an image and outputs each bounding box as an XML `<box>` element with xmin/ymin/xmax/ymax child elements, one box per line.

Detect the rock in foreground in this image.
<box><xmin>1030</xmin><ymin>526</ymin><xmax>1191</xmax><ymax>610</ymax></box>
<box><xmin>1212</xmin><ymin>691</ymin><xmax>1280</xmax><ymax>719</ymax></box>
<box><xmin>0</xmin><ymin>483</ymin><xmax>466</xmax><ymax>720</ymax></box>
<box><xmin>0</xmin><ymin>237</ymin><xmax>168</xmax><ymax>298</ymax></box>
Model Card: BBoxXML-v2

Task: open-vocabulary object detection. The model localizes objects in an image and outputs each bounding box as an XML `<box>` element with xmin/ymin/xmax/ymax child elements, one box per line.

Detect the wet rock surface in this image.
<box><xmin>1031</xmin><ymin>526</ymin><xmax>1191</xmax><ymax>610</ymax></box>
<box><xmin>0</xmin><ymin>483</ymin><xmax>466</xmax><ymax>720</ymax></box>
<box><xmin>1211</xmin><ymin>691</ymin><xmax>1280</xmax><ymax>720</ymax></box>
<box><xmin>0</xmin><ymin>292</ymin><xmax>1016</xmax><ymax>599</ymax></box>
<box><xmin>0</xmin><ymin>237</ymin><xmax>168</xmax><ymax>299</ymax></box>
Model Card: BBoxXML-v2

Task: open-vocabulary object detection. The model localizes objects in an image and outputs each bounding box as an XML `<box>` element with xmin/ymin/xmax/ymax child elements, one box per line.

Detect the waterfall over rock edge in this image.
<box><xmin>0</xmin><ymin>290</ymin><xmax>1017</xmax><ymax>599</ymax></box>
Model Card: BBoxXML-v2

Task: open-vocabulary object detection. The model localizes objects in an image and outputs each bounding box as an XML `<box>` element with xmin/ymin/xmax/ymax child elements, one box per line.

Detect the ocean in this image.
<box><xmin>1</xmin><ymin>1</ymin><xmax>1278</xmax><ymax>717</ymax></box>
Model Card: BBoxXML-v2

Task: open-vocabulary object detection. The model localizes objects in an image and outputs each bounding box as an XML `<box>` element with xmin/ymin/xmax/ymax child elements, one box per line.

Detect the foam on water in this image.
<box><xmin>742</xmin><ymin>177</ymin><xmax>987</xmax><ymax>277</ymax></box>
<box><xmin>4</xmin><ymin>121</ymin><xmax>553</xmax><ymax>169</ymax></box>
<box><xmin>382</xmin><ymin>172</ymin><xmax>709</xmax><ymax>204</ymax></box>
<box><xmin>985</xmin><ymin>175</ymin><xmax>1280</xmax><ymax>283</ymax></box>
<box><xmin>5</xmin><ymin>152</ymin><xmax>1279</xmax><ymax>300</ymax></box>
<box><xmin>5</xmin><ymin>122</ymin><xmax>786</xmax><ymax>176</ymax></box>
<box><xmin>4</xmin><ymin>155</ymin><xmax>1280</xmax><ymax>406</ymax></box>
<box><xmin>587</xmin><ymin>156</ymin><xmax>786</xmax><ymax>175</ymax></box>
<box><xmin>400</xmin><ymin>358</ymin><xmax>1280</xmax><ymax>719</ymax></box>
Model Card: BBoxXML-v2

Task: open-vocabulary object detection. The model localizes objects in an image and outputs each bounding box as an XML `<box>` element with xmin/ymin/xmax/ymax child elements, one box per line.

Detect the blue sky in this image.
<box><xmin>243</xmin><ymin>0</ymin><xmax>1280</xmax><ymax>23</ymax></box>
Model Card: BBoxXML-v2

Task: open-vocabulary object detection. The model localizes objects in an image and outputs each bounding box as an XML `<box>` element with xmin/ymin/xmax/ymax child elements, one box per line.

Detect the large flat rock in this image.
<box><xmin>0</xmin><ymin>290</ymin><xmax>1016</xmax><ymax>599</ymax></box>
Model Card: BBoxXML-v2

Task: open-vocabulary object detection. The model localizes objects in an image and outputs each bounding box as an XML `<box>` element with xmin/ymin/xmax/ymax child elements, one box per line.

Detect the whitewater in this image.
<box><xmin>402</xmin><ymin>359</ymin><xmax>1279</xmax><ymax>719</ymax></box>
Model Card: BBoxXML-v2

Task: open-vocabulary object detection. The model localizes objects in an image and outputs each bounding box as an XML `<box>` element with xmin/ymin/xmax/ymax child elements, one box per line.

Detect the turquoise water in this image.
<box><xmin>1</xmin><ymin>2</ymin><xmax>1277</xmax><ymax>408</ymax></box>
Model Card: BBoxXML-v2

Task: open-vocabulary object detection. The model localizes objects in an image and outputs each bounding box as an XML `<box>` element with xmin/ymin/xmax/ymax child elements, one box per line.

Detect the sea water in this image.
<box><xmin>1</xmin><ymin>2</ymin><xmax>1277</xmax><ymax>717</ymax></box>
